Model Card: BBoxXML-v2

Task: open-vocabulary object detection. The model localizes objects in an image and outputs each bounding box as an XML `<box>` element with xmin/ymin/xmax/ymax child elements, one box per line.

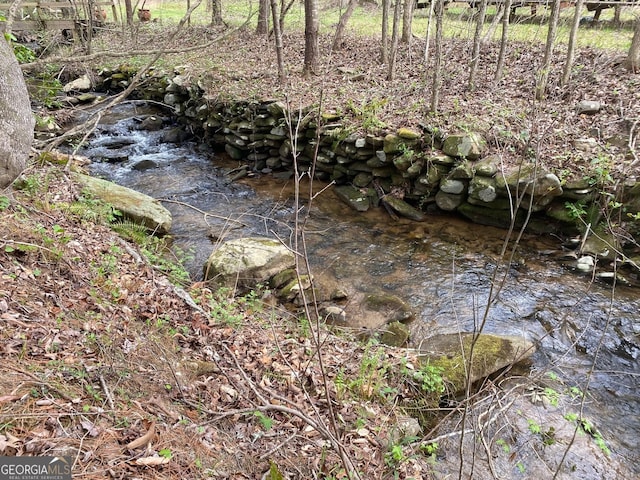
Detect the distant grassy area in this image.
<box><xmin>141</xmin><ymin>0</ymin><xmax>635</xmax><ymax>52</ymax></box>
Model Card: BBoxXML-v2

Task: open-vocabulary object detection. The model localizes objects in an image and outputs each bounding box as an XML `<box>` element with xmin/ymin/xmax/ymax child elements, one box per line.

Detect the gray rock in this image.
<box><xmin>440</xmin><ymin>178</ymin><xmax>466</xmax><ymax>195</ymax></box>
<box><xmin>419</xmin><ymin>333</ymin><xmax>535</xmax><ymax>393</ymax></box>
<box><xmin>436</xmin><ymin>191</ymin><xmax>464</xmax><ymax>211</ymax></box>
<box><xmin>442</xmin><ymin>132</ymin><xmax>487</xmax><ymax>160</ymax></box>
<box><xmin>468</xmin><ymin>176</ymin><xmax>497</xmax><ymax>203</ymax></box>
<box><xmin>63</xmin><ymin>74</ymin><xmax>92</xmax><ymax>92</ymax></box>
<box><xmin>382</xmin><ymin>196</ymin><xmax>425</xmax><ymax>221</ymax></box>
<box><xmin>576</xmin><ymin>100</ymin><xmax>601</xmax><ymax>115</ymax></box>
<box><xmin>72</xmin><ymin>173</ymin><xmax>172</xmax><ymax>234</ymax></box>
<box><xmin>334</xmin><ymin>185</ymin><xmax>373</xmax><ymax>212</ymax></box>
<box><xmin>203</xmin><ymin>237</ymin><xmax>295</xmax><ymax>291</ymax></box>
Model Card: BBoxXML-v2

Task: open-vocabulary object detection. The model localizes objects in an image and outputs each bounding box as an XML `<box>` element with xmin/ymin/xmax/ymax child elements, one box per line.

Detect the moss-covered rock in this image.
<box><xmin>203</xmin><ymin>237</ymin><xmax>295</xmax><ymax>290</ymax></box>
<box><xmin>442</xmin><ymin>132</ymin><xmax>487</xmax><ymax>160</ymax></box>
<box><xmin>379</xmin><ymin>321</ymin><xmax>411</xmax><ymax>347</ymax></box>
<box><xmin>419</xmin><ymin>333</ymin><xmax>535</xmax><ymax>394</ymax></box>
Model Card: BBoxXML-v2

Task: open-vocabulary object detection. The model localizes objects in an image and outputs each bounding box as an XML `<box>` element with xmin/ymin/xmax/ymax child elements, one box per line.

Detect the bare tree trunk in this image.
<box><xmin>614</xmin><ymin>4</ymin><xmax>622</xmax><ymax>25</ymax></box>
<box><xmin>303</xmin><ymin>0</ymin><xmax>320</xmax><ymax>76</ymax></box>
<box><xmin>270</xmin><ymin>0</ymin><xmax>286</xmax><ymax>83</ymax></box>
<box><xmin>124</xmin><ymin>0</ymin><xmax>134</xmax><ymax>27</ymax></box>
<box><xmin>430</xmin><ymin>0</ymin><xmax>444</xmax><ymax>113</ymax></box>
<box><xmin>387</xmin><ymin>0</ymin><xmax>402</xmax><ymax>80</ymax></box>
<box><xmin>279</xmin><ymin>0</ymin><xmax>296</xmax><ymax>33</ymax></box>
<box><xmin>210</xmin><ymin>0</ymin><xmax>223</xmax><ymax>25</ymax></box>
<box><xmin>424</xmin><ymin>0</ymin><xmax>435</xmax><ymax>64</ymax></box>
<box><xmin>627</xmin><ymin>15</ymin><xmax>640</xmax><ymax>73</ymax></box>
<box><xmin>0</xmin><ymin>37</ymin><xmax>35</xmax><ymax>188</ymax></box>
<box><xmin>256</xmin><ymin>0</ymin><xmax>270</xmax><ymax>35</ymax></box>
<box><xmin>332</xmin><ymin>0</ymin><xmax>357</xmax><ymax>51</ymax></box>
<box><xmin>536</xmin><ymin>0</ymin><xmax>561</xmax><ymax>101</ymax></box>
<box><xmin>494</xmin><ymin>0</ymin><xmax>511</xmax><ymax>82</ymax></box>
<box><xmin>401</xmin><ymin>0</ymin><xmax>414</xmax><ymax>43</ymax></box>
<box><xmin>468</xmin><ymin>0</ymin><xmax>488</xmax><ymax>91</ymax></box>
<box><xmin>562</xmin><ymin>0</ymin><xmax>584</xmax><ymax>86</ymax></box>
<box><xmin>381</xmin><ymin>0</ymin><xmax>390</xmax><ymax>63</ymax></box>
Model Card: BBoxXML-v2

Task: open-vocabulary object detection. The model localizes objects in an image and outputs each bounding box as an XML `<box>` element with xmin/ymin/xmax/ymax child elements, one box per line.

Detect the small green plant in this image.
<box><xmin>496</xmin><ymin>438</ymin><xmax>510</xmax><ymax>454</ymax></box>
<box><xmin>412</xmin><ymin>362</ymin><xmax>445</xmax><ymax>394</ymax></box>
<box><xmin>578</xmin><ymin>418</ymin><xmax>611</xmax><ymax>456</ymax></box>
<box><xmin>527</xmin><ymin>419</ymin><xmax>541</xmax><ymax>435</ymax></box>
<box><xmin>252</xmin><ymin>411</ymin><xmax>273</xmax><ymax>431</ymax></box>
<box><xmin>158</xmin><ymin>448</ymin><xmax>172</xmax><ymax>459</ymax></box>
<box><xmin>420</xmin><ymin>441</ymin><xmax>439</xmax><ymax>457</ymax></box>
<box><xmin>385</xmin><ymin>443</ymin><xmax>406</xmax><ymax>468</ymax></box>
<box><xmin>565</xmin><ymin>200</ymin><xmax>587</xmax><ymax>220</ymax></box>
<box><xmin>0</xmin><ymin>196</ymin><xmax>10</xmax><ymax>211</ymax></box>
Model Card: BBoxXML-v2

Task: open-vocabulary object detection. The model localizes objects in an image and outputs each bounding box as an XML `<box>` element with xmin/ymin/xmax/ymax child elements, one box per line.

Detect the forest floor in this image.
<box><xmin>2</xmin><ymin>17</ymin><xmax>639</xmax><ymax>479</ymax></box>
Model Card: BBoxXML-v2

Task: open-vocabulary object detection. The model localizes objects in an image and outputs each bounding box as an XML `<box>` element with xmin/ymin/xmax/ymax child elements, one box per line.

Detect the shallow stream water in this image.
<box><xmin>81</xmin><ymin>104</ymin><xmax>640</xmax><ymax>475</ymax></box>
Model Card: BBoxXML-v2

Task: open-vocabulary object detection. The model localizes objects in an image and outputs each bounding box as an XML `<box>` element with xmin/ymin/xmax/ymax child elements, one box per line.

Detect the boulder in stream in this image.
<box><xmin>72</xmin><ymin>173</ymin><xmax>172</xmax><ymax>234</ymax></box>
<box><xmin>203</xmin><ymin>237</ymin><xmax>295</xmax><ymax>291</ymax></box>
<box><xmin>419</xmin><ymin>333</ymin><xmax>535</xmax><ymax>394</ymax></box>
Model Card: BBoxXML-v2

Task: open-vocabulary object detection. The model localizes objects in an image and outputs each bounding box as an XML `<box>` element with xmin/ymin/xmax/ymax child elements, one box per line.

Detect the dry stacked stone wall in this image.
<box><xmin>96</xmin><ymin>66</ymin><xmax>640</xmax><ymax>237</ymax></box>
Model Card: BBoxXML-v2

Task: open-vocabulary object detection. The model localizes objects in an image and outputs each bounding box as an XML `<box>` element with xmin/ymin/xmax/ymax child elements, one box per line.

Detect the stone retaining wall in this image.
<box><xmin>96</xmin><ymin>66</ymin><xmax>639</xmax><ymax>236</ymax></box>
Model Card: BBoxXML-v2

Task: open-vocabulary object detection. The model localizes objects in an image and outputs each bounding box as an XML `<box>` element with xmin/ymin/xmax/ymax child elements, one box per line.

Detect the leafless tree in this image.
<box><xmin>562</xmin><ymin>0</ymin><xmax>585</xmax><ymax>86</ymax></box>
<box><xmin>494</xmin><ymin>0</ymin><xmax>512</xmax><ymax>82</ymax></box>
<box><xmin>627</xmin><ymin>14</ymin><xmax>640</xmax><ymax>73</ymax></box>
<box><xmin>256</xmin><ymin>0</ymin><xmax>270</xmax><ymax>35</ymax></box>
<box><xmin>401</xmin><ymin>0</ymin><xmax>414</xmax><ymax>43</ymax></box>
<box><xmin>210</xmin><ymin>0</ymin><xmax>223</xmax><ymax>25</ymax></box>
<box><xmin>381</xmin><ymin>0</ymin><xmax>390</xmax><ymax>63</ymax></box>
<box><xmin>332</xmin><ymin>0</ymin><xmax>358</xmax><ymax>51</ymax></box>
<box><xmin>536</xmin><ymin>0</ymin><xmax>561</xmax><ymax>100</ymax></box>
<box><xmin>468</xmin><ymin>0</ymin><xmax>488</xmax><ymax>91</ymax></box>
<box><xmin>270</xmin><ymin>0</ymin><xmax>286</xmax><ymax>83</ymax></box>
<box><xmin>387</xmin><ymin>0</ymin><xmax>402</xmax><ymax>80</ymax></box>
<box><xmin>430</xmin><ymin>0</ymin><xmax>444</xmax><ymax>112</ymax></box>
<box><xmin>303</xmin><ymin>0</ymin><xmax>320</xmax><ymax>75</ymax></box>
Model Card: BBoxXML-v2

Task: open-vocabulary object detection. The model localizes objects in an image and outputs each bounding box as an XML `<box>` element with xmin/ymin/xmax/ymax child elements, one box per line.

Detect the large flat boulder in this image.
<box><xmin>72</xmin><ymin>173</ymin><xmax>172</xmax><ymax>234</ymax></box>
<box><xmin>203</xmin><ymin>237</ymin><xmax>295</xmax><ymax>291</ymax></box>
<box><xmin>419</xmin><ymin>333</ymin><xmax>536</xmax><ymax>394</ymax></box>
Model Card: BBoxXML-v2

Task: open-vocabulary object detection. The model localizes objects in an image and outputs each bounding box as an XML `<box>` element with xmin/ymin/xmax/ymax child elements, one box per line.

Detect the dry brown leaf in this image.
<box><xmin>126</xmin><ymin>422</ymin><xmax>156</xmax><ymax>450</ymax></box>
<box><xmin>0</xmin><ymin>395</ymin><xmax>21</xmax><ymax>404</ymax></box>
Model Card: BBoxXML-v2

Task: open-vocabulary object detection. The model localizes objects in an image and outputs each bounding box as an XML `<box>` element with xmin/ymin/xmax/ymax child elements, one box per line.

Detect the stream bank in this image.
<box><xmin>74</xmin><ymin>102</ymin><xmax>640</xmax><ymax>477</ymax></box>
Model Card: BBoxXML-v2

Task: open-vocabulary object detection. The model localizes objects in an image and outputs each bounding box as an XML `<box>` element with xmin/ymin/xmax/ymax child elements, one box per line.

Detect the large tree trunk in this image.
<box><xmin>332</xmin><ymin>0</ymin><xmax>358</xmax><ymax>51</ymax></box>
<box><xmin>303</xmin><ymin>0</ymin><xmax>319</xmax><ymax>75</ymax></box>
<box><xmin>210</xmin><ymin>0</ymin><xmax>223</xmax><ymax>25</ymax></box>
<box><xmin>0</xmin><ymin>37</ymin><xmax>35</xmax><ymax>188</ymax></box>
<box><xmin>562</xmin><ymin>0</ymin><xmax>585</xmax><ymax>86</ymax></box>
<box><xmin>536</xmin><ymin>0</ymin><xmax>561</xmax><ymax>100</ymax></box>
<box><xmin>381</xmin><ymin>0</ymin><xmax>390</xmax><ymax>63</ymax></box>
<box><xmin>627</xmin><ymin>15</ymin><xmax>640</xmax><ymax>73</ymax></box>
<box><xmin>256</xmin><ymin>0</ymin><xmax>270</xmax><ymax>35</ymax></box>
<box><xmin>401</xmin><ymin>0</ymin><xmax>414</xmax><ymax>43</ymax></box>
<box><xmin>124</xmin><ymin>0</ymin><xmax>134</xmax><ymax>27</ymax></box>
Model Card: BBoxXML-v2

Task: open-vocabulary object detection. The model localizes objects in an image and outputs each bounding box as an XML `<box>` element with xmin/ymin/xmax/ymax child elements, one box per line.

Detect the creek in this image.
<box><xmin>81</xmin><ymin>103</ymin><xmax>639</xmax><ymax>475</ymax></box>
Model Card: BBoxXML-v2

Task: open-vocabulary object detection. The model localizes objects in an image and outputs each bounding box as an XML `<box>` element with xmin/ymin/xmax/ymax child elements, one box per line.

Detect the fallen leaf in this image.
<box><xmin>81</xmin><ymin>419</ymin><xmax>101</xmax><ymax>437</ymax></box>
<box><xmin>126</xmin><ymin>422</ymin><xmax>156</xmax><ymax>449</ymax></box>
